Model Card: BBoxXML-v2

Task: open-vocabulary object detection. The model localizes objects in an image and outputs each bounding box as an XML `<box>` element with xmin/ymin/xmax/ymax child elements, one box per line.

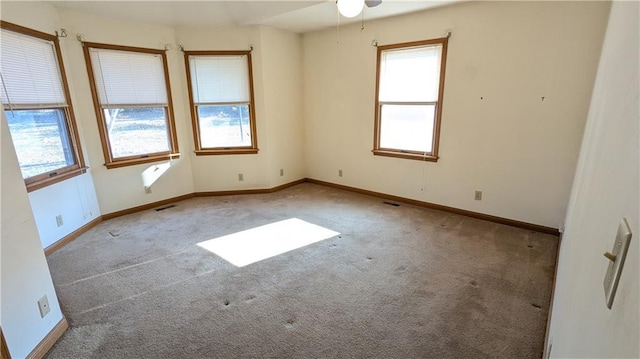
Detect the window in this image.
<box><xmin>83</xmin><ymin>43</ymin><xmax>179</xmax><ymax>168</ymax></box>
<box><xmin>373</xmin><ymin>38</ymin><xmax>448</xmax><ymax>161</ymax></box>
<box><xmin>184</xmin><ymin>51</ymin><xmax>258</xmax><ymax>155</ymax></box>
<box><xmin>0</xmin><ymin>21</ymin><xmax>86</xmax><ymax>192</ymax></box>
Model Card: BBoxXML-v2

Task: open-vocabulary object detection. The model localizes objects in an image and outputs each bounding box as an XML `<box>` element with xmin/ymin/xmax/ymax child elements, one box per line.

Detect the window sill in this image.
<box><xmin>372</xmin><ymin>149</ymin><xmax>439</xmax><ymax>162</ymax></box>
<box><xmin>195</xmin><ymin>148</ymin><xmax>259</xmax><ymax>156</ymax></box>
<box><xmin>26</xmin><ymin>166</ymin><xmax>89</xmax><ymax>193</ymax></box>
<box><xmin>105</xmin><ymin>153</ymin><xmax>180</xmax><ymax>169</ymax></box>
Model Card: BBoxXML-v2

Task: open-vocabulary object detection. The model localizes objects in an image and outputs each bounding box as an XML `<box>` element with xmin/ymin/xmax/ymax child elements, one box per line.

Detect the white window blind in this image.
<box><xmin>89</xmin><ymin>48</ymin><xmax>167</xmax><ymax>106</ymax></box>
<box><xmin>379</xmin><ymin>44</ymin><xmax>442</xmax><ymax>102</ymax></box>
<box><xmin>0</xmin><ymin>29</ymin><xmax>66</xmax><ymax>107</ymax></box>
<box><xmin>189</xmin><ymin>55</ymin><xmax>249</xmax><ymax>104</ymax></box>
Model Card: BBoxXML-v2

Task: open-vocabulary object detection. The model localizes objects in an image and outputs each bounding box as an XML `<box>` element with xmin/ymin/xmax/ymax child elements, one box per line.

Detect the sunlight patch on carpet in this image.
<box><xmin>197</xmin><ymin>218</ymin><xmax>340</xmax><ymax>267</ymax></box>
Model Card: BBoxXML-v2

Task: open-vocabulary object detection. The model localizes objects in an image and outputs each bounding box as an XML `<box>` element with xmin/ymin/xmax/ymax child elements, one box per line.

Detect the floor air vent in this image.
<box><xmin>155</xmin><ymin>204</ymin><xmax>176</xmax><ymax>211</ymax></box>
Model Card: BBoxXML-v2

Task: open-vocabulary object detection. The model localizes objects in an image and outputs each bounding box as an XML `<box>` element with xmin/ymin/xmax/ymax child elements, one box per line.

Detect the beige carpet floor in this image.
<box><xmin>45</xmin><ymin>182</ymin><xmax>557</xmax><ymax>358</ymax></box>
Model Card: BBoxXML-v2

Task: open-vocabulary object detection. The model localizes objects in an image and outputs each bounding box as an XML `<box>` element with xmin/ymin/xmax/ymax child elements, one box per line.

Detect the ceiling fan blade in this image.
<box><xmin>365</xmin><ymin>0</ymin><xmax>382</xmax><ymax>8</ymax></box>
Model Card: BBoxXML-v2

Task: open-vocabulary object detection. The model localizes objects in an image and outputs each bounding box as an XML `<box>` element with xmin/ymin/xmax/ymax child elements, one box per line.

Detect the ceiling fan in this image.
<box><xmin>337</xmin><ymin>0</ymin><xmax>382</xmax><ymax>18</ymax></box>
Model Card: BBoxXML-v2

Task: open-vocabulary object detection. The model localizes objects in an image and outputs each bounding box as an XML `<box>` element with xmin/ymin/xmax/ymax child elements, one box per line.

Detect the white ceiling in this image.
<box><xmin>48</xmin><ymin>1</ymin><xmax>460</xmax><ymax>33</ymax></box>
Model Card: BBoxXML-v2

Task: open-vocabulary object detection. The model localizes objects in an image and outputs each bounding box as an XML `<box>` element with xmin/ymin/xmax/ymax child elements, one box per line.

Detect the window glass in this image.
<box><xmin>6</xmin><ymin>109</ymin><xmax>74</xmax><ymax>178</ymax></box>
<box><xmin>0</xmin><ymin>22</ymin><xmax>85</xmax><ymax>191</ymax></box>
<box><xmin>102</xmin><ymin>107</ymin><xmax>170</xmax><ymax>158</ymax></box>
<box><xmin>185</xmin><ymin>52</ymin><xmax>257</xmax><ymax>154</ymax></box>
<box><xmin>197</xmin><ymin>105</ymin><xmax>251</xmax><ymax>148</ymax></box>
<box><xmin>374</xmin><ymin>39</ymin><xmax>448</xmax><ymax>161</ymax></box>
<box><xmin>84</xmin><ymin>43</ymin><xmax>179</xmax><ymax>167</ymax></box>
<box><xmin>379</xmin><ymin>104</ymin><xmax>436</xmax><ymax>153</ymax></box>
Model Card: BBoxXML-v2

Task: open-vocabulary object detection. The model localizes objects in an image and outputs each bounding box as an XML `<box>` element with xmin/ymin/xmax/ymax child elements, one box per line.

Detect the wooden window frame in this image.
<box><xmin>184</xmin><ymin>50</ymin><xmax>258</xmax><ymax>155</ymax></box>
<box><xmin>83</xmin><ymin>42</ymin><xmax>180</xmax><ymax>169</ymax></box>
<box><xmin>373</xmin><ymin>37</ymin><xmax>449</xmax><ymax>162</ymax></box>
<box><xmin>0</xmin><ymin>21</ymin><xmax>87</xmax><ymax>192</ymax></box>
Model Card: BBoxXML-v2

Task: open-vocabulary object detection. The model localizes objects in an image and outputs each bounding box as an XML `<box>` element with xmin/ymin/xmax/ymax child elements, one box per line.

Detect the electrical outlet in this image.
<box><xmin>238</xmin><ymin>173</ymin><xmax>244</xmax><ymax>181</ymax></box>
<box><xmin>55</xmin><ymin>215</ymin><xmax>63</xmax><ymax>227</ymax></box>
<box><xmin>474</xmin><ymin>190</ymin><xmax>482</xmax><ymax>201</ymax></box>
<box><xmin>38</xmin><ymin>295</ymin><xmax>50</xmax><ymax>318</ymax></box>
<box><xmin>280</xmin><ymin>169</ymin><xmax>284</xmax><ymax>177</ymax></box>
<box><xmin>339</xmin><ymin>169</ymin><xmax>343</xmax><ymax>177</ymax></box>
<box><xmin>144</xmin><ymin>186</ymin><xmax>152</xmax><ymax>194</ymax></box>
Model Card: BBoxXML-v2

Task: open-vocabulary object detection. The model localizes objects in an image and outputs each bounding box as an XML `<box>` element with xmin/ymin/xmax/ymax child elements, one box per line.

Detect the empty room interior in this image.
<box><xmin>0</xmin><ymin>0</ymin><xmax>638</xmax><ymax>358</ymax></box>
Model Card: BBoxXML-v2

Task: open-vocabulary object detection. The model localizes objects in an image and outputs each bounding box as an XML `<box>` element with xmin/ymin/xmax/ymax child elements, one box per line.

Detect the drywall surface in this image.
<box><xmin>547</xmin><ymin>1</ymin><xmax>639</xmax><ymax>357</ymax></box>
<box><xmin>1</xmin><ymin>110</ymin><xmax>65</xmax><ymax>359</ymax></box>
<box><xmin>29</xmin><ymin>175</ymin><xmax>101</xmax><ymax>248</ymax></box>
<box><xmin>259</xmin><ymin>26</ymin><xmax>305</xmax><ymax>187</ymax></box>
<box><xmin>1</xmin><ymin>1</ymin><xmax>102</xmax><ymax>248</ymax></box>
<box><xmin>302</xmin><ymin>1</ymin><xmax>610</xmax><ymax>228</ymax></box>
<box><xmin>58</xmin><ymin>9</ymin><xmax>195</xmax><ymax>214</ymax></box>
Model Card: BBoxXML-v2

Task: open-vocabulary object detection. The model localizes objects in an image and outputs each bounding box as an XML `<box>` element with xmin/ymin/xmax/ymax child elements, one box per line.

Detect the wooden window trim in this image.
<box><xmin>0</xmin><ymin>21</ymin><xmax>87</xmax><ymax>192</ymax></box>
<box><xmin>184</xmin><ymin>50</ymin><xmax>259</xmax><ymax>156</ymax></box>
<box><xmin>373</xmin><ymin>37</ymin><xmax>449</xmax><ymax>162</ymax></box>
<box><xmin>82</xmin><ymin>42</ymin><xmax>180</xmax><ymax>168</ymax></box>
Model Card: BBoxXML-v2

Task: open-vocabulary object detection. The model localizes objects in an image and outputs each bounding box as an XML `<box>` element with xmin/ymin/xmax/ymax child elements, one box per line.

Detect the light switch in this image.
<box><xmin>603</xmin><ymin>218</ymin><xmax>632</xmax><ymax>309</ymax></box>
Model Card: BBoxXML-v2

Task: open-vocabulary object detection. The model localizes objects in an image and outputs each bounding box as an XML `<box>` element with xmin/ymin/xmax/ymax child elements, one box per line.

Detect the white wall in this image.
<box><xmin>58</xmin><ymin>8</ymin><xmax>196</xmax><ymax>214</ymax></box>
<box><xmin>1</xmin><ymin>1</ymin><xmax>102</xmax><ymax>248</ymax></box>
<box><xmin>259</xmin><ymin>26</ymin><xmax>305</xmax><ymax>187</ymax></box>
<box><xmin>547</xmin><ymin>1</ymin><xmax>639</xmax><ymax>357</ymax></box>
<box><xmin>302</xmin><ymin>1</ymin><xmax>610</xmax><ymax>228</ymax></box>
<box><xmin>1</xmin><ymin>111</ymin><xmax>65</xmax><ymax>359</ymax></box>
<box><xmin>29</xmin><ymin>175</ymin><xmax>100</xmax><ymax>248</ymax></box>
<box><xmin>0</xmin><ymin>2</ymin><xmax>78</xmax><ymax>355</ymax></box>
